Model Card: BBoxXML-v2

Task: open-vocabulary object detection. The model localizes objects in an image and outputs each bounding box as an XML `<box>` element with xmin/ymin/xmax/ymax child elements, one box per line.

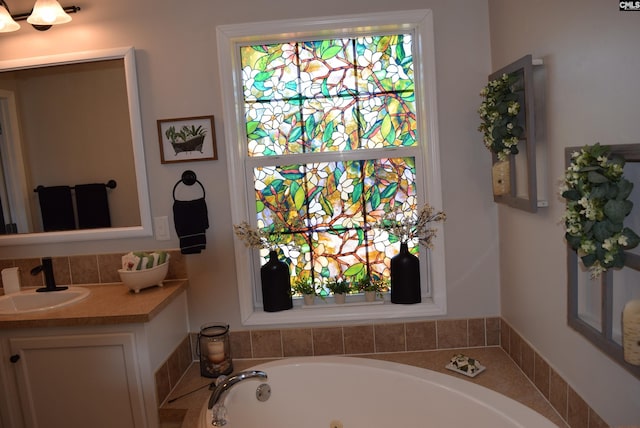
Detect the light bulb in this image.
<box><xmin>27</xmin><ymin>0</ymin><xmax>71</xmax><ymax>26</ymax></box>
<box><xmin>0</xmin><ymin>5</ymin><xmax>20</xmax><ymax>32</ymax></box>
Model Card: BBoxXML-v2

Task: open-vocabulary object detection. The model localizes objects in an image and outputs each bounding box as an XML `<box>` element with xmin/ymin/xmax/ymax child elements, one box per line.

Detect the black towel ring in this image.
<box><xmin>173</xmin><ymin>170</ymin><xmax>206</xmax><ymax>200</ymax></box>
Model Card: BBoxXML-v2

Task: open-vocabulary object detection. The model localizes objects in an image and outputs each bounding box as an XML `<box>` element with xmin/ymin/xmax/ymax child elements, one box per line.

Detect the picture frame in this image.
<box><xmin>157</xmin><ymin>115</ymin><xmax>217</xmax><ymax>164</ymax></box>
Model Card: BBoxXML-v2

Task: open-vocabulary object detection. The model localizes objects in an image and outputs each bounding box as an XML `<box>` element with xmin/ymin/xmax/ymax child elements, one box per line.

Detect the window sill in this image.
<box><xmin>241</xmin><ymin>297</ymin><xmax>446</xmax><ymax>327</ymax></box>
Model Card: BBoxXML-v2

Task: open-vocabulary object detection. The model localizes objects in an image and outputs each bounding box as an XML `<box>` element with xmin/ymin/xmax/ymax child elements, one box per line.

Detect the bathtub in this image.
<box><xmin>200</xmin><ymin>356</ymin><xmax>557</xmax><ymax>427</ymax></box>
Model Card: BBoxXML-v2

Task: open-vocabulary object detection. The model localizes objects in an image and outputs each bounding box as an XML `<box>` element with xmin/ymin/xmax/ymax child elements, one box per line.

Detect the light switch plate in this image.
<box><xmin>153</xmin><ymin>216</ymin><xmax>170</xmax><ymax>240</ymax></box>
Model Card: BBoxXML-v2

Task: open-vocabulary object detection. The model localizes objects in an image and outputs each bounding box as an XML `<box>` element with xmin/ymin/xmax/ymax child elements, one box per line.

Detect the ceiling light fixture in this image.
<box><xmin>0</xmin><ymin>0</ymin><xmax>80</xmax><ymax>33</ymax></box>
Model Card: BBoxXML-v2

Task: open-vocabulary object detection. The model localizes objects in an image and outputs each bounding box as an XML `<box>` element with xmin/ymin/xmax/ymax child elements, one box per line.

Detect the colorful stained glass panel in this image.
<box><xmin>359</xmin><ymin>94</ymin><xmax>417</xmax><ymax>148</ymax></box>
<box><xmin>245</xmin><ymin>100</ymin><xmax>303</xmax><ymax>156</ymax></box>
<box><xmin>355</xmin><ymin>34</ymin><xmax>414</xmax><ymax>94</ymax></box>
<box><xmin>299</xmin><ymin>39</ymin><xmax>356</xmax><ymax>98</ymax></box>
<box><xmin>301</xmin><ymin>97</ymin><xmax>358</xmax><ymax>152</ymax></box>
<box><xmin>240</xmin><ymin>43</ymin><xmax>300</xmax><ymax>101</ymax></box>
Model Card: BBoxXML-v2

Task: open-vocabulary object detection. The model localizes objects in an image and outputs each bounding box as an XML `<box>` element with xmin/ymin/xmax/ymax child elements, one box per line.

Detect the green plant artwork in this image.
<box><xmin>165</xmin><ymin>125</ymin><xmax>207</xmax><ymax>144</ymax></box>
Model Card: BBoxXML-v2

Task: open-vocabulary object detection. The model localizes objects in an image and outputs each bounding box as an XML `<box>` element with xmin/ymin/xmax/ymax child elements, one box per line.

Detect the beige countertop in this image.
<box><xmin>160</xmin><ymin>347</ymin><xmax>567</xmax><ymax>428</ymax></box>
<box><xmin>0</xmin><ymin>280</ymin><xmax>188</xmax><ymax>329</ymax></box>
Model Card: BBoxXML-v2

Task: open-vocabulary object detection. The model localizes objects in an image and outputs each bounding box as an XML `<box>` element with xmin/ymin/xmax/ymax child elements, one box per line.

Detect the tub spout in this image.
<box><xmin>207</xmin><ymin>370</ymin><xmax>268</xmax><ymax>410</ymax></box>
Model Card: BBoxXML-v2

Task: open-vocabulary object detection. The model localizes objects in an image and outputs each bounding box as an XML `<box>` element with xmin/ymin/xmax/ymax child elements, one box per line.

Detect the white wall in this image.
<box><xmin>0</xmin><ymin>1</ymin><xmax>498</xmax><ymax>328</ymax></box>
<box><xmin>489</xmin><ymin>0</ymin><xmax>640</xmax><ymax>424</ymax></box>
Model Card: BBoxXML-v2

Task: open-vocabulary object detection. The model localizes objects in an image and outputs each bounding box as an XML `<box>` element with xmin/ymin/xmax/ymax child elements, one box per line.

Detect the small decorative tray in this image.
<box><xmin>445</xmin><ymin>353</ymin><xmax>486</xmax><ymax>378</ymax></box>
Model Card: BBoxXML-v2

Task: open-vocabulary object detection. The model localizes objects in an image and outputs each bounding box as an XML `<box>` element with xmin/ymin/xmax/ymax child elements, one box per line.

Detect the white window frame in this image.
<box><xmin>217</xmin><ymin>9</ymin><xmax>446</xmax><ymax>326</ymax></box>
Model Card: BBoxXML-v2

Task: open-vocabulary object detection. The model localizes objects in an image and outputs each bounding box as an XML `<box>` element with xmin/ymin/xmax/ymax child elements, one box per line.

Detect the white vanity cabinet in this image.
<box><xmin>3</xmin><ymin>329</ymin><xmax>145</xmax><ymax>428</ymax></box>
<box><xmin>0</xmin><ymin>282</ymin><xmax>189</xmax><ymax>428</ymax></box>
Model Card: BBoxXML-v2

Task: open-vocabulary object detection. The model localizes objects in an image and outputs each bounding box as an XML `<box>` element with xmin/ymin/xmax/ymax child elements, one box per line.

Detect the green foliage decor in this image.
<box><xmin>561</xmin><ymin>143</ymin><xmax>640</xmax><ymax>277</ymax></box>
<box><xmin>477</xmin><ymin>73</ymin><xmax>523</xmax><ymax>161</ymax></box>
<box><xmin>291</xmin><ymin>276</ymin><xmax>317</xmax><ymax>296</ymax></box>
<box><xmin>325</xmin><ymin>278</ymin><xmax>352</xmax><ymax>295</ymax></box>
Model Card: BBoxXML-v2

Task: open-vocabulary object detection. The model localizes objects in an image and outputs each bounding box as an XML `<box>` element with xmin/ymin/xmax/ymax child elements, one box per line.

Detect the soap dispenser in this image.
<box><xmin>1</xmin><ymin>267</ymin><xmax>21</xmax><ymax>295</ymax></box>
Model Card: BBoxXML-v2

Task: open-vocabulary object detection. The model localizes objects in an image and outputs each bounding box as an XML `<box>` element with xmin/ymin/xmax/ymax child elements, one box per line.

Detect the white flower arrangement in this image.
<box><xmin>233</xmin><ymin>216</ymin><xmax>300</xmax><ymax>252</ymax></box>
<box><xmin>561</xmin><ymin>143</ymin><xmax>640</xmax><ymax>277</ymax></box>
<box><xmin>374</xmin><ymin>203</ymin><xmax>446</xmax><ymax>248</ymax></box>
<box><xmin>477</xmin><ymin>73</ymin><xmax>524</xmax><ymax>161</ymax></box>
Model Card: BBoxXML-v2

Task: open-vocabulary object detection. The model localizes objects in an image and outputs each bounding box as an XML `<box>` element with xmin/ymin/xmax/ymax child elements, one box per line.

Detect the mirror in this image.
<box><xmin>0</xmin><ymin>47</ymin><xmax>152</xmax><ymax>245</ymax></box>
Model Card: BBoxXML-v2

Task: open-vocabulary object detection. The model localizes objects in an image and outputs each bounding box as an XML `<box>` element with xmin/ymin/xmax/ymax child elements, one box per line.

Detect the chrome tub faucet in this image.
<box><xmin>208</xmin><ymin>370</ymin><xmax>268</xmax><ymax>426</ymax></box>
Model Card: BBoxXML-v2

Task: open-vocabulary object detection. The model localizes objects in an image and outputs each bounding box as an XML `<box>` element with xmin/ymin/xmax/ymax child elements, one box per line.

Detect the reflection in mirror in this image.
<box><xmin>0</xmin><ymin>47</ymin><xmax>151</xmax><ymax>245</ymax></box>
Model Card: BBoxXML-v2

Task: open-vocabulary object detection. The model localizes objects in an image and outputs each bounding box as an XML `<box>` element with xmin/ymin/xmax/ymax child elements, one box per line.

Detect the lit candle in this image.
<box><xmin>207</xmin><ymin>341</ymin><xmax>225</xmax><ymax>363</ymax></box>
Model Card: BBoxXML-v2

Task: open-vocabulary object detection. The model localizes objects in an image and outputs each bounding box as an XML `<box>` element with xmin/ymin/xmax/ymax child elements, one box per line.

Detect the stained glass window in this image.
<box><xmin>240</xmin><ymin>33</ymin><xmax>424</xmax><ymax>292</ymax></box>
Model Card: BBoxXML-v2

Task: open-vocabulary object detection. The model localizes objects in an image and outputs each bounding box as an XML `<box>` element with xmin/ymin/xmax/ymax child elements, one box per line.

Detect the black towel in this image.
<box><xmin>75</xmin><ymin>183</ymin><xmax>112</xmax><ymax>229</ymax></box>
<box><xmin>173</xmin><ymin>198</ymin><xmax>209</xmax><ymax>254</ymax></box>
<box><xmin>37</xmin><ymin>186</ymin><xmax>75</xmax><ymax>231</ymax></box>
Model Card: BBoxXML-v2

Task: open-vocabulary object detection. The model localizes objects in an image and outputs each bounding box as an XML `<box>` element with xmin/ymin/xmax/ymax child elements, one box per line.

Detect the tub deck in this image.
<box><xmin>159</xmin><ymin>347</ymin><xmax>567</xmax><ymax>428</ymax></box>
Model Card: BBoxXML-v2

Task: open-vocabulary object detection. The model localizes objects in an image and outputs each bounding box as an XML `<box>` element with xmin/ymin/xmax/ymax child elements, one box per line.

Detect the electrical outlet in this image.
<box><xmin>153</xmin><ymin>216</ymin><xmax>170</xmax><ymax>240</ymax></box>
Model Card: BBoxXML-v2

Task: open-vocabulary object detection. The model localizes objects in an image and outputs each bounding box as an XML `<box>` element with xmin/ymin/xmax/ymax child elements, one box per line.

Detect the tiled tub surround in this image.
<box><xmin>0</xmin><ymin>252</ymin><xmax>609</xmax><ymax>427</ymax></box>
<box><xmin>158</xmin><ymin>318</ymin><xmax>616</xmax><ymax>428</ymax></box>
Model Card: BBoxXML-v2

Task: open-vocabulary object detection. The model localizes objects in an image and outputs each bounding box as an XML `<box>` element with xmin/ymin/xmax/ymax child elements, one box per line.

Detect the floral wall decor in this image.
<box><xmin>478</xmin><ymin>73</ymin><xmax>524</xmax><ymax>162</ymax></box>
<box><xmin>561</xmin><ymin>143</ymin><xmax>640</xmax><ymax>277</ymax></box>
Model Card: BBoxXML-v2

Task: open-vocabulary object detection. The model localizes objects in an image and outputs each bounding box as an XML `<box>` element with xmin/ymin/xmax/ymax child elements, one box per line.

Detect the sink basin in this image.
<box><xmin>0</xmin><ymin>287</ymin><xmax>90</xmax><ymax>315</ymax></box>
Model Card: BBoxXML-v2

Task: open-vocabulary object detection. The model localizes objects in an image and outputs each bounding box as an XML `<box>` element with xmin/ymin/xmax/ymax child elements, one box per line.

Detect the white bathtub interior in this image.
<box><xmin>200</xmin><ymin>356</ymin><xmax>557</xmax><ymax>428</ymax></box>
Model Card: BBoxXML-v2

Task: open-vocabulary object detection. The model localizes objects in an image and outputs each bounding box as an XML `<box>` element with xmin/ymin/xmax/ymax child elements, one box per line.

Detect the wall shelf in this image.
<box><xmin>566</xmin><ymin>144</ymin><xmax>640</xmax><ymax>380</ymax></box>
<box><xmin>489</xmin><ymin>55</ymin><xmax>547</xmax><ymax>212</ymax></box>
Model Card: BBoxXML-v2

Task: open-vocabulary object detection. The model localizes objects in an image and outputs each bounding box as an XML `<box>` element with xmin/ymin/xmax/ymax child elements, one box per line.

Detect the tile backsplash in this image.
<box><xmin>0</xmin><ymin>250</ymin><xmax>187</xmax><ymax>290</ymax></box>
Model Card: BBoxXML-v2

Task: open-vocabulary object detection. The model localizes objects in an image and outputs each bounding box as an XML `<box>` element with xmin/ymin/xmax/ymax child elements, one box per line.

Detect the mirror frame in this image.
<box><xmin>0</xmin><ymin>46</ymin><xmax>152</xmax><ymax>245</ymax></box>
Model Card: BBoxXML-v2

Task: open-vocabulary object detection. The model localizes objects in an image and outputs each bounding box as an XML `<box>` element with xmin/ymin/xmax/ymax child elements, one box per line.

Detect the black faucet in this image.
<box><xmin>31</xmin><ymin>257</ymin><xmax>68</xmax><ymax>292</ymax></box>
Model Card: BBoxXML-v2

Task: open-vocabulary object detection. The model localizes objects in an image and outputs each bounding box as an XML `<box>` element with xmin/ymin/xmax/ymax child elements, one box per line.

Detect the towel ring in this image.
<box><xmin>173</xmin><ymin>170</ymin><xmax>206</xmax><ymax>200</ymax></box>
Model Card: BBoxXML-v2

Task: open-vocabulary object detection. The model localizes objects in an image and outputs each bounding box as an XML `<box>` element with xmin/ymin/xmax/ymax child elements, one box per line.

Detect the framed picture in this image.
<box><xmin>157</xmin><ymin>115</ymin><xmax>217</xmax><ymax>164</ymax></box>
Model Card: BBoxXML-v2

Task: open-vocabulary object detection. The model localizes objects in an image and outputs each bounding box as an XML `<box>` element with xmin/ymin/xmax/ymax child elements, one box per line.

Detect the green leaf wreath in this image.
<box><xmin>477</xmin><ymin>73</ymin><xmax>524</xmax><ymax>161</ymax></box>
<box><xmin>561</xmin><ymin>143</ymin><xmax>640</xmax><ymax>277</ymax></box>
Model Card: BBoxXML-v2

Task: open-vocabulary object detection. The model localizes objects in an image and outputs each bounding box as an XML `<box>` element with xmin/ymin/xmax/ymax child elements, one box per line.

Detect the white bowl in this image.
<box><xmin>118</xmin><ymin>261</ymin><xmax>169</xmax><ymax>293</ymax></box>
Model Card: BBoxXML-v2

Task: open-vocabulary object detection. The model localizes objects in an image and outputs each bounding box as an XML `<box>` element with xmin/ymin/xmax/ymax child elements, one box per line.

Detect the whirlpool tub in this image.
<box><xmin>200</xmin><ymin>356</ymin><xmax>557</xmax><ymax>427</ymax></box>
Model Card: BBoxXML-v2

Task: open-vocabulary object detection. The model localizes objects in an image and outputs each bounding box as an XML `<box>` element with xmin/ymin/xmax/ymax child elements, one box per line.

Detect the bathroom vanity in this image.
<box><xmin>0</xmin><ymin>280</ymin><xmax>189</xmax><ymax>428</ymax></box>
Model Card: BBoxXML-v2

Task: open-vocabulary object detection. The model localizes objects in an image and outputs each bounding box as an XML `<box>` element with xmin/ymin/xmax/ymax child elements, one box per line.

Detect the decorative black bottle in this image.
<box><xmin>390</xmin><ymin>242</ymin><xmax>421</xmax><ymax>304</ymax></box>
<box><xmin>260</xmin><ymin>250</ymin><xmax>293</xmax><ymax>312</ymax></box>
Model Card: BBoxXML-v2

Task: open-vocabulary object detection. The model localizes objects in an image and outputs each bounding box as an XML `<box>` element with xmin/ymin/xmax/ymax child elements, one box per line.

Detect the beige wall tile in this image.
<box><xmin>468</xmin><ymin>318</ymin><xmax>486</xmax><ymax>347</ymax></box>
<box><xmin>549</xmin><ymin>367</ymin><xmax>568</xmax><ymax>421</ymax></box>
<box><xmin>405</xmin><ymin>321</ymin><xmax>436</xmax><ymax>351</ymax></box>
<box><xmin>312</xmin><ymin>327</ymin><xmax>344</xmax><ymax>355</ymax></box>
<box><xmin>69</xmin><ymin>255</ymin><xmax>100</xmax><ymax>284</ymax></box>
<box><xmin>374</xmin><ymin>323</ymin><xmax>405</xmax><ymax>352</ymax></box>
<box><xmin>167</xmin><ymin>346</ymin><xmax>184</xmax><ymax>388</ymax></box>
<box><xmin>155</xmin><ymin>362</ymin><xmax>171</xmax><ymax>406</ymax></box>
<box><xmin>568</xmin><ymin>386</ymin><xmax>589</xmax><ymax>428</ymax></box>
<box><xmin>98</xmin><ymin>253</ymin><xmax>123</xmax><ymax>283</ymax></box>
<box><xmin>486</xmin><ymin>317</ymin><xmax>501</xmax><ymax>346</ymax></box>
<box><xmin>437</xmin><ymin>319</ymin><xmax>467</xmax><ymax>349</ymax></box>
<box><xmin>52</xmin><ymin>257</ymin><xmax>71</xmax><ymax>285</ymax></box>
<box><xmin>251</xmin><ymin>330</ymin><xmax>283</xmax><ymax>358</ymax></box>
<box><xmin>229</xmin><ymin>330</ymin><xmax>252</xmax><ymax>359</ymax></box>
<box><xmin>282</xmin><ymin>328</ymin><xmax>313</xmax><ymax>357</ymax></box>
<box><xmin>15</xmin><ymin>258</ymin><xmax>43</xmax><ymax>288</ymax></box>
<box><xmin>533</xmin><ymin>352</ymin><xmax>550</xmax><ymax>399</ymax></box>
<box><xmin>167</xmin><ymin>251</ymin><xmax>188</xmax><ymax>279</ymax></box>
<box><xmin>500</xmin><ymin>319</ymin><xmax>511</xmax><ymax>353</ymax></box>
<box><xmin>520</xmin><ymin>341</ymin><xmax>534</xmax><ymax>380</ymax></box>
<box><xmin>588</xmin><ymin>408</ymin><xmax>609</xmax><ymax>428</ymax></box>
<box><xmin>344</xmin><ymin>325</ymin><xmax>374</xmax><ymax>354</ymax></box>
<box><xmin>509</xmin><ymin>328</ymin><xmax>522</xmax><ymax>367</ymax></box>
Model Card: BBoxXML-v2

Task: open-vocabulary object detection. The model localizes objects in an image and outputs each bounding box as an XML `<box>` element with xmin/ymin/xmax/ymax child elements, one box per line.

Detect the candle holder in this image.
<box><xmin>198</xmin><ymin>322</ymin><xmax>233</xmax><ymax>378</ymax></box>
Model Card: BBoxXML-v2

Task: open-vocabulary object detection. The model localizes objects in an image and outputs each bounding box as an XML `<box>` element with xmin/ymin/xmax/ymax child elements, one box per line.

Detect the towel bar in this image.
<box><xmin>34</xmin><ymin>180</ymin><xmax>117</xmax><ymax>193</ymax></box>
